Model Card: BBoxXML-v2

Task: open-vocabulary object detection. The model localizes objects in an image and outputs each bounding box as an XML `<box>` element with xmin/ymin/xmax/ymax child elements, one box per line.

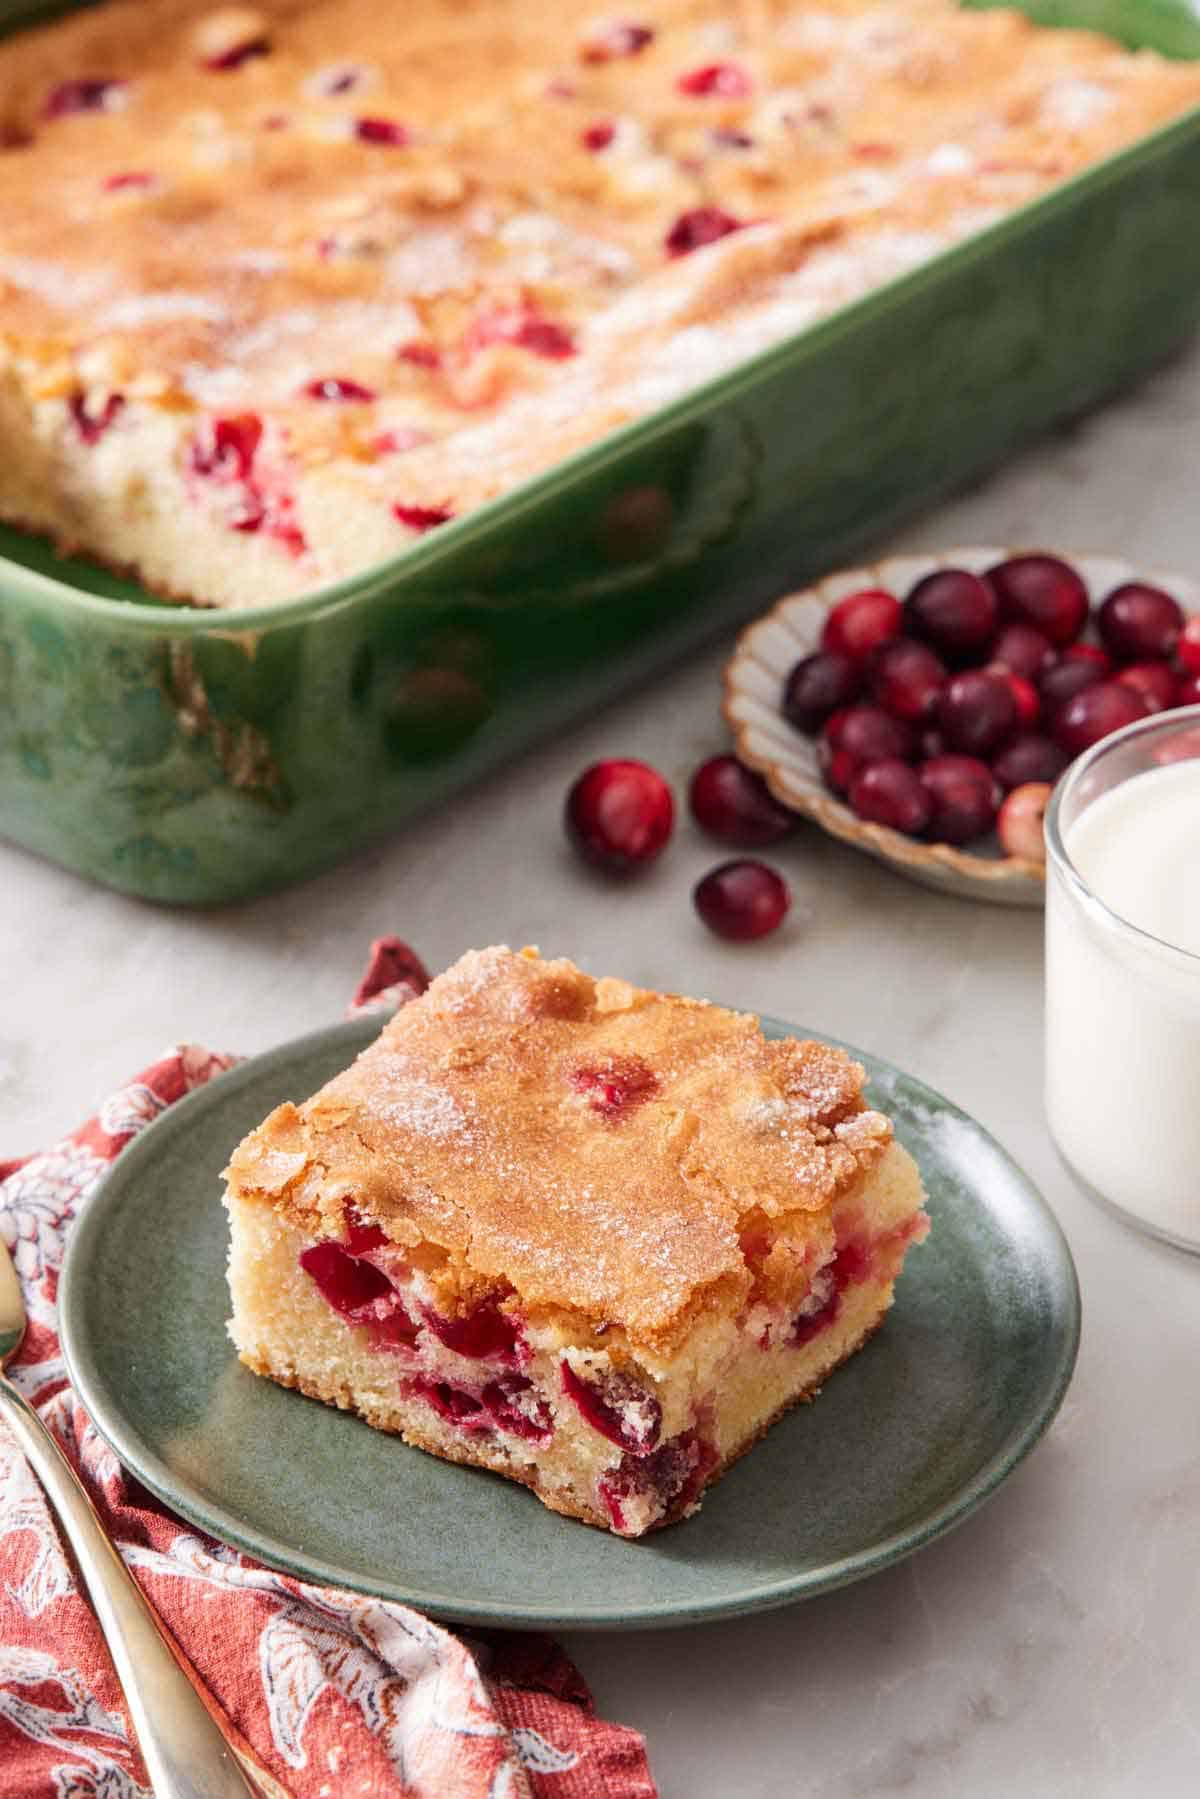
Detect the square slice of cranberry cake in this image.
<box><xmin>223</xmin><ymin>946</ymin><xmax>928</xmax><ymax>1536</ymax></box>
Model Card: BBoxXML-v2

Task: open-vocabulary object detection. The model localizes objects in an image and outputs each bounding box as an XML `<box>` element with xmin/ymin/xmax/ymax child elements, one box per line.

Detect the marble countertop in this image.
<box><xmin>4</xmin><ymin>344</ymin><xmax>1200</xmax><ymax>1798</ymax></box>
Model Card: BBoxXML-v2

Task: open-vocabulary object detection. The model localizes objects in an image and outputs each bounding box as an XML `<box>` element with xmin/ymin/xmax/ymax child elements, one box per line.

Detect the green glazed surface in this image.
<box><xmin>58</xmin><ymin>1013</ymin><xmax>1080</xmax><ymax>1631</ymax></box>
<box><xmin>2</xmin><ymin>0</ymin><xmax>1200</xmax><ymax>903</ymax></box>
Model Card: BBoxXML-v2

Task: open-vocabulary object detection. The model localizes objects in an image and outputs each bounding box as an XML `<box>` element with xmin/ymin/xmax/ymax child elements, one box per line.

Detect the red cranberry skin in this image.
<box><xmin>1177</xmin><ymin>673</ymin><xmax>1200</xmax><ymax>708</ymax></box>
<box><xmin>1061</xmin><ymin>642</ymin><xmax>1111</xmax><ymax>673</ymax></box>
<box><xmin>664</xmin><ymin>206</ymin><xmax>742</xmax><ymax>256</ymax></box>
<box><xmin>1053</xmin><ymin>681</ymin><xmax>1149</xmax><ymax>757</ymax></box>
<box><xmin>693</xmin><ymin>859</ymin><xmax>790</xmax><ymax>941</ymax></box>
<box><xmin>821</xmin><ymin>588</ymin><xmax>902</xmax><ymax>661</ymax></box>
<box><xmin>421</xmin><ymin>1302</ymin><xmax>522</xmax><ymax>1362</ymax></box>
<box><xmin>997</xmin><ymin>782</ymin><xmax>1052</xmax><ymax>862</ymax></box>
<box><xmin>1098</xmin><ymin>582</ymin><xmax>1184</xmax><ymax>663</ymax></box>
<box><xmin>566</xmin><ymin>759</ymin><xmax>674</xmax><ymax>873</ymax></box>
<box><xmin>688</xmin><ymin>755</ymin><xmax>794</xmax><ymax>846</ymax></box>
<box><xmin>819</xmin><ymin>705</ymin><xmax>914</xmax><ymax>794</ymax></box>
<box><xmin>918</xmin><ymin>754</ymin><xmax>1001</xmax><ymax>845</ymax></box>
<box><xmin>570</xmin><ymin>1055</ymin><xmax>659</xmax><ymax>1120</ymax></box>
<box><xmin>582</xmin><ymin>119</ymin><xmax>616</xmax><ymax>150</ymax></box>
<box><xmin>676</xmin><ymin>61</ymin><xmax>753</xmax><ymax>98</ymax></box>
<box><xmin>1115</xmin><ymin>661</ymin><xmax>1178</xmax><ymax>714</ymax></box>
<box><xmin>560</xmin><ymin>1362</ymin><xmax>662</xmax><ymax>1455</ymax></box>
<box><xmin>781</xmin><ymin>651</ymin><xmax>861</xmax><ymax>734</ymax></box>
<box><xmin>869</xmin><ymin>639</ymin><xmax>947</xmax><ymax>723</ymax></box>
<box><xmin>985</xmin><ymin>553</ymin><xmax>1089</xmax><ymax>647</ymax></box>
<box><xmin>936</xmin><ymin>669</ymin><xmax>1019</xmax><ymax>758</ymax></box>
<box><xmin>903</xmin><ymin>568</ymin><xmax>997</xmax><ymax>665</ymax></box>
<box><xmin>847</xmin><ymin>759</ymin><xmax>932</xmax><ymax>836</ymax></box>
<box><xmin>1038</xmin><ymin>655</ymin><xmax>1105</xmax><ymax>719</ymax></box>
<box><xmin>393</xmin><ymin>502</ymin><xmax>454</xmax><ymax>532</ymax></box>
<box><xmin>1176</xmin><ymin>616</ymin><xmax>1200</xmax><ymax>676</ymax></box>
<box><xmin>992</xmin><ymin>622</ymin><xmax>1054</xmax><ymax>681</ymax></box>
<box><xmin>991</xmin><ymin>733</ymin><xmax>1070</xmax><ymax>792</ymax></box>
<box><xmin>990</xmin><ymin>668</ymin><xmax>1040</xmax><ymax>728</ymax></box>
<box><xmin>481</xmin><ymin>1375</ymin><xmax>553</xmax><ymax>1443</ymax></box>
<box><xmin>355</xmin><ymin>116</ymin><xmax>410</xmax><ymax>146</ymax></box>
<box><xmin>299</xmin><ymin>1240</ymin><xmax>392</xmax><ymax>1317</ymax></box>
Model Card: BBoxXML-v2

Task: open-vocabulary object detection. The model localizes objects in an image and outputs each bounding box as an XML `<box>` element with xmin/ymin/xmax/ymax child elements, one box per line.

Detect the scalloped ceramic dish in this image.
<box><xmin>723</xmin><ymin>548</ymin><xmax>1200</xmax><ymax>907</ymax></box>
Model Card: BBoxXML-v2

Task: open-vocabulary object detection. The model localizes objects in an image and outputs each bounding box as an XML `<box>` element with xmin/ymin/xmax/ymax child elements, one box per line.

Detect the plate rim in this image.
<box><xmin>58</xmin><ymin>1012</ymin><xmax>1081</xmax><ymax>1631</ymax></box>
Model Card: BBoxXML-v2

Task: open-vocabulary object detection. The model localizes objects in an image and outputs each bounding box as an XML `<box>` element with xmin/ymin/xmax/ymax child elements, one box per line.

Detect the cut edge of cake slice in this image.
<box><xmin>222</xmin><ymin>945</ymin><xmax>929</xmax><ymax>1536</ymax></box>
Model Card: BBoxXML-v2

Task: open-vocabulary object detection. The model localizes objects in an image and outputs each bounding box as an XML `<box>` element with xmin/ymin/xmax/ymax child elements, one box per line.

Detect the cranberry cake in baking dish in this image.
<box><xmin>1</xmin><ymin>3</ymin><xmax>1198</xmax><ymax>608</ymax></box>
<box><xmin>223</xmin><ymin>947</ymin><xmax>928</xmax><ymax>1535</ymax></box>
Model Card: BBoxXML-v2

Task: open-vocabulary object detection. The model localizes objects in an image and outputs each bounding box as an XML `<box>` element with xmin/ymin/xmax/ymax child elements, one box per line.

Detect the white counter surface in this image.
<box><xmin>3</xmin><ymin>345</ymin><xmax>1199</xmax><ymax>1799</ymax></box>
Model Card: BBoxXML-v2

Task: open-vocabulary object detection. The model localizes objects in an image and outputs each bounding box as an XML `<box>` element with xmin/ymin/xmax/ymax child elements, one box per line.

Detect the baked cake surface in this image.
<box><xmin>1</xmin><ymin>0</ymin><xmax>1198</xmax><ymax>607</ymax></box>
<box><xmin>223</xmin><ymin>945</ymin><xmax>929</xmax><ymax>1535</ymax></box>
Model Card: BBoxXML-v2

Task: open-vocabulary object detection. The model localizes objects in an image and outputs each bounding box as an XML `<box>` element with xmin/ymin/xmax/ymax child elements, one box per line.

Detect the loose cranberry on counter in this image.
<box><xmin>868</xmin><ymin>639</ymin><xmax>946</xmax><ymax>722</ymax></box>
<box><xmin>781</xmin><ymin>650</ymin><xmax>861</xmax><ymax>734</ymax></box>
<box><xmin>819</xmin><ymin>705</ymin><xmax>914</xmax><ymax>794</ymax></box>
<box><xmin>936</xmin><ymin>669</ymin><xmax>1019</xmax><ymax>758</ymax></box>
<box><xmin>997</xmin><ymin>782</ymin><xmax>1053</xmax><ymax>862</ymax></box>
<box><xmin>991</xmin><ymin>622</ymin><xmax>1055</xmax><ymax>681</ymax></box>
<box><xmin>1176</xmin><ymin>615</ymin><xmax>1200</xmax><ymax>675</ymax></box>
<box><xmin>904</xmin><ymin>568</ymin><xmax>997</xmax><ymax>664</ymax></box>
<box><xmin>917</xmin><ymin>754</ymin><xmax>1000</xmax><ymax>845</ymax></box>
<box><xmin>693</xmin><ymin>859</ymin><xmax>790</xmax><ymax>940</ymax></box>
<box><xmin>1114</xmin><ymin>662</ymin><xmax>1178</xmax><ymax>714</ymax></box>
<box><xmin>688</xmin><ymin>755</ymin><xmax>795</xmax><ymax>846</ymax></box>
<box><xmin>1097</xmin><ymin>582</ymin><xmax>1184</xmax><ymax>663</ymax></box>
<box><xmin>991</xmin><ymin>733</ymin><xmax>1070</xmax><ymax>792</ymax></box>
<box><xmin>664</xmin><ymin>206</ymin><xmax>743</xmax><ymax>256</ymax></box>
<box><xmin>565</xmin><ymin>759</ymin><xmax>674</xmax><ymax>872</ymax></box>
<box><xmin>848</xmin><ymin>759</ymin><xmax>932</xmax><ymax>836</ymax></box>
<box><xmin>985</xmin><ymin>553</ymin><xmax>1089</xmax><ymax>646</ymax></box>
<box><xmin>821</xmin><ymin>587</ymin><xmax>902</xmax><ymax>661</ymax></box>
<box><xmin>1053</xmin><ymin>681</ymin><xmax>1149</xmax><ymax>757</ymax></box>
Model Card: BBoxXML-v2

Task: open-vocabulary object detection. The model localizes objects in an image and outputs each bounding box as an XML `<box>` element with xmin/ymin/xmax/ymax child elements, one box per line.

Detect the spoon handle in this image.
<box><xmin>0</xmin><ymin>1377</ymin><xmax>260</xmax><ymax>1799</ymax></box>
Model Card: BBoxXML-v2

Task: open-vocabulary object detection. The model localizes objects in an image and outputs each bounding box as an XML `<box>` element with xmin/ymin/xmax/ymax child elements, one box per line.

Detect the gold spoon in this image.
<box><xmin>0</xmin><ymin>1236</ymin><xmax>261</xmax><ymax>1799</ymax></box>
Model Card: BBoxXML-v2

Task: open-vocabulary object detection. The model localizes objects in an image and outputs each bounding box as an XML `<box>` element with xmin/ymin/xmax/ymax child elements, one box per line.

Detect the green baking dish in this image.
<box><xmin>2</xmin><ymin>0</ymin><xmax>1199</xmax><ymax>905</ymax></box>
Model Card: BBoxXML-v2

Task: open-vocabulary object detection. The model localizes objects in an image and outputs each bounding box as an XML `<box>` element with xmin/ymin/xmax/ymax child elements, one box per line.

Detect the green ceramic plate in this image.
<box><xmin>59</xmin><ymin>1014</ymin><xmax>1079</xmax><ymax>1631</ymax></box>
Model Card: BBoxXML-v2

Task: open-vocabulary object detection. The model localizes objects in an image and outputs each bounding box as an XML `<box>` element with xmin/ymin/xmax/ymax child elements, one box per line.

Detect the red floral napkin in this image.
<box><xmin>0</xmin><ymin>939</ymin><xmax>657</xmax><ymax>1799</ymax></box>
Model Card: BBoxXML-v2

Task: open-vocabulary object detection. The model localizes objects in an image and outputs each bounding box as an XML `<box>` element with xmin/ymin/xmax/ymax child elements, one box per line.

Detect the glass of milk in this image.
<box><xmin>1046</xmin><ymin>706</ymin><xmax>1200</xmax><ymax>1250</ymax></box>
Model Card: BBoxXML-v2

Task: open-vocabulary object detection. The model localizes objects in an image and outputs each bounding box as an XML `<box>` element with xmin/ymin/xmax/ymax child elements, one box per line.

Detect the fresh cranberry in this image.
<box><xmin>398</xmin><ymin>341</ymin><xmax>442</xmax><ymax>369</ymax></box>
<box><xmin>1060</xmin><ymin>643</ymin><xmax>1112</xmax><ymax>674</ymax></box>
<box><xmin>204</xmin><ymin>37</ymin><xmax>270</xmax><ymax>71</ymax></box>
<box><xmin>565</xmin><ymin>759</ymin><xmax>674</xmax><ymax>872</ymax></box>
<box><xmin>869</xmin><ymin>640</ymin><xmax>946</xmax><ymax>723</ymax></box>
<box><xmin>985</xmin><ymin>553</ymin><xmax>1089</xmax><ymax>646</ymax></box>
<box><xmin>410</xmin><ymin>1378</ymin><xmax>491</xmax><ymax>1430</ymax></box>
<box><xmin>997</xmin><ymin>782</ymin><xmax>1052</xmax><ymax>861</ymax></box>
<box><xmin>68</xmin><ymin>390</ymin><xmax>124</xmax><ymax>445</ymax></box>
<box><xmin>571</xmin><ymin>1056</ymin><xmax>659</xmax><ymax>1120</ymax></box>
<box><xmin>393</xmin><ymin>502</ymin><xmax>454</xmax><ymax>532</ymax></box>
<box><xmin>676</xmin><ymin>62</ymin><xmax>753</xmax><ymax>98</ymax></box>
<box><xmin>693</xmin><ymin>859</ymin><xmax>790</xmax><ymax>940</ymax></box>
<box><xmin>582</xmin><ymin>119</ymin><xmax>615</xmax><ymax>150</ymax></box>
<box><xmin>304</xmin><ymin>376</ymin><xmax>376</xmax><ymax>402</ymax></box>
<box><xmin>1115</xmin><ymin>661</ymin><xmax>1178</xmax><ymax>713</ymax></box>
<box><xmin>355</xmin><ymin>116</ymin><xmax>410</xmax><ymax>146</ymax></box>
<box><xmin>299</xmin><ymin>1240</ymin><xmax>393</xmax><ymax>1317</ymax></box>
<box><xmin>991</xmin><ymin>733</ymin><xmax>1070</xmax><ymax>792</ymax></box>
<box><xmin>821</xmin><ymin>587</ymin><xmax>902</xmax><ymax>661</ymax></box>
<box><xmin>580</xmin><ymin>21</ymin><xmax>655</xmax><ymax>62</ymax></box>
<box><xmin>1038</xmin><ymin>655</ymin><xmax>1105</xmax><ymax>719</ymax></box>
<box><xmin>664</xmin><ymin>207</ymin><xmax>743</xmax><ymax>256</ymax></box>
<box><xmin>918</xmin><ymin>755</ymin><xmax>1000</xmax><ymax>845</ymax></box>
<box><xmin>1097</xmin><ymin>582</ymin><xmax>1184</xmax><ymax>663</ymax></box>
<box><xmin>560</xmin><ymin>1361</ymin><xmax>661</xmax><ymax>1455</ymax></box>
<box><xmin>781</xmin><ymin>651</ymin><xmax>861</xmax><ymax>734</ymax></box>
<box><xmin>422</xmin><ymin>1301</ymin><xmax>523</xmax><ymax>1362</ymax></box>
<box><xmin>190</xmin><ymin>413</ymin><xmax>262</xmax><ymax>480</ymax></box>
<box><xmin>937</xmin><ymin>669</ymin><xmax>1019</xmax><ymax>758</ymax></box>
<box><xmin>1054</xmin><ymin>681</ymin><xmax>1149</xmax><ymax>757</ymax></box>
<box><xmin>1176</xmin><ymin>615</ymin><xmax>1200</xmax><ymax>675</ymax></box>
<box><xmin>820</xmin><ymin>705</ymin><xmax>914</xmax><ymax>793</ymax></box>
<box><xmin>919</xmin><ymin>726</ymin><xmax>946</xmax><ymax>761</ymax></box>
<box><xmin>904</xmin><ymin>568</ymin><xmax>997</xmax><ymax>664</ymax></box>
<box><xmin>481</xmin><ymin>1375</ymin><xmax>553</xmax><ymax>1442</ymax></box>
<box><xmin>688</xmin><ymin>755</ymin><xmax>793</xmax><ymax>846</ymax></box>
<box><xmin>848</xmin><ymin>759</ymin><xmax>931</xmax><ymax>836</ymax></box>
<box><xmin>990</xmin><ymin>668</ymin><xmax>1040</xmax><ymax>728</ymax></box>
<box><xmin>1177</xmin><ymin>674</ymin><xmax>1200</xmax><ymax>708</ymax></box>
<box><xmin>44</xmin><ymin>78</ymin><xmax>124</xmax><ymax>118</ymax></box>
<box><xmin>991</xmin><ymin>622</ymin><xmax>1054</xmax><ymax>681</ymax></box>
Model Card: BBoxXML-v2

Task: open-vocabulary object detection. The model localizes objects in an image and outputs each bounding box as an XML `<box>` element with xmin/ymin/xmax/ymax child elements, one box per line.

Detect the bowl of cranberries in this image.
<box><xmin>723</xmin><ymin>548</ymin><xmax>1200</xmax><ymax>905</ymax></box>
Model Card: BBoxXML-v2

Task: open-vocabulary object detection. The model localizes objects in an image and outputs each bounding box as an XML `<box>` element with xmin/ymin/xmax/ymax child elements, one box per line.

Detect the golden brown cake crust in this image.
<box><xmin>225</xmin><ymin>945</ymin><xmax>895</xmax><ymax>1352</ymax></box>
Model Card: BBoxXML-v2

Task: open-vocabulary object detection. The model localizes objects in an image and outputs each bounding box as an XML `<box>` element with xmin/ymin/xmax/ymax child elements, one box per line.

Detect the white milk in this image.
<box><xmin>1045</xmin><ymin>758</ymin><xmax>1200</xmax><ymax>1247</ymax></box>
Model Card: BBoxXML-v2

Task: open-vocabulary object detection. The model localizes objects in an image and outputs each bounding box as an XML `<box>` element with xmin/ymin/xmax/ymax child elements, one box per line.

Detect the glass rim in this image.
<box><xmin>1044</xmin><ymin>702</ymin><xmax>1200</xmax><ymax>969</ymax></box>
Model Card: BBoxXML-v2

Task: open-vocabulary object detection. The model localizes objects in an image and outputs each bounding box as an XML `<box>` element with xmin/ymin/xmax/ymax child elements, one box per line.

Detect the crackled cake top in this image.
<box><xmin>2</xmin><ymin>0</ymin><xmax>1199</xmax><ymax>546</ymax></box>
<box><xmin>225</xmin><ymin>946</ymin><xmax>895</xmax><ymax>1346</ymax></box>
